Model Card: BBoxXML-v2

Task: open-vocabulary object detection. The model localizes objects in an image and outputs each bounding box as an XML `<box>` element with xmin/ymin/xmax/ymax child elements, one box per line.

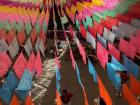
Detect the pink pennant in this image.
<box><xmin>69</xmin><ymin>25</ymin><xmax>74</xmax><ymax>39</ymax></box>
<box><xmin>27</xmin><ymin>52</ymin><xmax>36</xmax><ymax>72</ymax></box>
<box><xmin>119</xmin><ymin>39</ymin><xmax>136</xmax><ymax>59</ymax></box>
<box><xmin>0</xmin><ymin>52</ymin><xmax>12</xmax><ymax>77</ymax></box>
<box><xmin>13</xmin><ymin>52</ymin><xmax>27</xmax><ymax>79</ymax></box>
<box><xmin>70</xmin><ymin>48</ymin><xmax>75</xmax><ymax>70</ymax></box>
<box><xmin>130</xmin><ymin>32</ymin><xmax>140</xmax><ymax>55</ymax></box>
<box><xmin>34</xmin><ymin>52</ymin><xmax>42</xmax><ymax>76</ymax></box>
<box><xmin>108</xmin><ymin>43</ymin><xmax>120</xmax><ymax>61</ymax></box>
<box><xmin>55</xmin><ymin>53</ymin><xmax>61</xmax><ymax>69</ymax></box>
<box><xmin>97</xmin><ymin>42</ymin><xmax>108</xmax><ymax>69</ymax></box>
<box><xmin>79</xmin><ymin>44</ymin><xmax>86</xmax><ymax>64</ymax></box>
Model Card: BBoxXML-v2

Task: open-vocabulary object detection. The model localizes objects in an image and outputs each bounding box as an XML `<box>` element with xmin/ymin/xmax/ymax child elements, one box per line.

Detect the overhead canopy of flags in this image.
<box><xmin>0</xmin><ymin>0</ymin><xmax>140</xmax><ymax>104</ymax></box>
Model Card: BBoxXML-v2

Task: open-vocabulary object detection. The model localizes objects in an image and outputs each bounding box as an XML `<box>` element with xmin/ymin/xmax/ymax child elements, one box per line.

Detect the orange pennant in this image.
<box><xmin>0</xmin><ymin>99</ymin><xmax>2</xmax><ymax>105</ymax></box>
<box><xmin>10</xmin><ymin>95</ymin><xmax>20</xmax><ymax>105</ymax></box>
<box><xmin>82</xmin><ymin>88</ymin><xmax>89</xmax><ymax>105</ymax></box>
<box><xmin>123</xmin><ymin>84</ymin><xmax>140</xmax><ymax>105</ymax></box>
<box><xmin>25</xmin><ymin>96</ymin><xmax>34</xmax><ymax>105</ymax></box>
<box><xmin>98</xmin><ymin>76</ymin><xmax>112</xmax><ymax>105</ymax></box>
<box><xmin>56</xmin><ymin>90</ymin><xmax>62</xmax><ymax>105</ymax></box>
<box><xmin>130</xmin><ymin>75</ymin><xmax>140</xmax><ymax>96</ymax></box>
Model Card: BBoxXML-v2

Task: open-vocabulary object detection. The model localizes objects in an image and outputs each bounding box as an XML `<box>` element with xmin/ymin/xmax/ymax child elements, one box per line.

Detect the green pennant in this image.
<box><xmin>82</xmin><ymin>20</ymin><xmax>88</xmax><ymax>30</ymax></box>
<box><xmin>0</xmin><ymin>22</ymin><xmax>4</xmax><ymax>29</ymax></box>
<box><xmin>42</xmin><ymin>20</ymin><xmax>47</xmax><ymax>33</ymax></box>
<box><xmin>16</xmin><ymin>22</ymin><xmax>23</xmax><ymax>33</ymax></box>
<box><xmin>25</xmin><ymin>22</ymin><xmax>32</xmax><ymax>36</ymax></box>
<box><xmin>11</xmin><ymin>21</ymin><xmax>16</xmax><ymax>30</ymax></box>
<box><xmin>35</xmin><ymin>21</ymin><xmax>40</xmax><ymax>35</ymax></box>
<box><xmin>86</xmin><ymin>16</ymin><xmax>93</xmax><ymax>27</ymax></box>
<box><xmin>103</xmin><ymin>10</ymin><xmax>116</xmax><ymax>17</ymax></box>
<box><xmin>61</xmin><ymin>16</ymin><xmax>68</xmax><ymax>25</ymax></box>
<box><xmin>4</xmin><ymin>21</ymin><xmax>12</xmax><ymax>32</ymax></box>
<box><xmin>92</xmin><ymin>13</ymin><xmax>101</xmax><ymax>23</ymax></box>
<box><xmin>75</xmin><ymin>19</ymin><xmax>80</xmax><ymax>31</ymax></box>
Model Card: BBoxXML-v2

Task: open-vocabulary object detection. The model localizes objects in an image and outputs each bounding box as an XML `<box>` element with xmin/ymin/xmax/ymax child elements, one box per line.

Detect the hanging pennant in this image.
<box><xmin>16</xmin><ymin>69</ymin><xmax>33</xmax><ymax>100</ymax></box>
<box><xmin>17</xmin><ymin>28</ymin><xmax>26</xmax><ymax>47</ymax></box>
<box><xmin>88</xmin><ymin>59</ymin><xmax>97</xmax><ymax>83</ymax></box>
<box><xmin>108</xmin><ymin>43</ymin><xmax>120</xmax><ymax>61</ymax></box>
<box><xmin>39</xmin><ymin>39</ymin><xmax>45</xmax><ymax>57</ymax></box>
<box><xmin>0</xmin><ymin>39</ymin><xmax>8</xmax><ymax>53</ymax></box>
<box><xmin>10</xmin><ymin>95</ymin><xmax>20</xmax><ymax>105</ymax></box>
<box><xmin>25</xmin><ymin>95</ymin><xmax>34</xmax><ymax>105</ymax></box>
<box><xmin>75</xmin><ymin>62</ymin><xmax>84</xmax><ymax>88</ymax></box>
<box><xmin>35</xmin><ymin>37</ymin><xmax>40</xmax><ymax>52</ymax></box>
<box><xmin>97</xmin><ymin>42</ymin><xmax>108</xmax><ymax>69</ymax></box>
<box><xmin>24</xmin><ymin>37</ymin><xmax>33</xmax><ymax>57</ymax></box>
<box><xmin>0</xmin><ymin>52</ymin><xmax>12</xmax><ymax>77</ymax></box>
<box><xmin>123</xmin><ymin>84</ymin><xmax>140</xmax><ymax>105</ymax></box>
<box><xmin>56</xmin><ymin>65</ymin><xmax>61</xmax><ymax>92</ymax></box>
<box><xmin>27</xmin><ymin>52</ymin><xmax>36</xmax><ymax>72</ymax></box>
<box><xmin>98</xmin><ymin>76</ymin><xmax>112</xmax><ymax>105</ymax></box>
<box><xmin>123</xmin><ymin>55</ymin><xmax>139</xmax><ymax>79</ymax></box>
<box><xmin>8</xmin><ymin>37</ymin><xmax>19</xmax><ymax>59</ymax></box>
<box><xmin>13</xmin><ymin>52</ymin><xmax>27</xmax><ymax>79</ymax></box>
<box><xmin>34</xmin><ymin>52</ymin><xmax>42</xmax><ymax>76</ymax></box>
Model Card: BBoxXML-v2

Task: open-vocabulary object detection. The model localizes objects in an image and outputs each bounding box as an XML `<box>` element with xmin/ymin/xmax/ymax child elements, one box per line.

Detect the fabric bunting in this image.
<box><xmin>16</xmin><ymin>69</ymin><xmax>33</xmax><ymax>100</ymax></box>
<box><xmin>130</xmin><ymin>75</ymin><xmax>140</xmax><ymax>96</ymax></box>
<box><xmin>34</xmin><ymin>52</ymin><xmax>42</xmax><ymax>76</ymax></box>
<box><xmin>13</xmin><ymin>52</ymin><xmax>27</xmax><ymax>79</ymax></box>
<box><xmin>75</xmin><ymin>62</ymin><xmax>84</xmax><ymax>88</ymax></box>
<box><xmin>0</xmin><ymin>52</ymin><xmax>12</xmax><ymax>77</ymax></box>
<box><xmin>98</xmin><ymin>76</ymin><xmax>112</xmax><ymax>105</ymax></box>
<box><xmin>27</xmin><ymin>52</ymin><xmax>36</xmax><ymax>72</ymax></box>
<box><xmin>8</xmin><ymin>37</ymin><xmax>19</xmax><ymax>59</ymax></box>
<box><xmin>123</xmin><ymin>55</ymin><xmax>139</xmax><ymax>79</ymax></box>
<box><xmin>97</xmin><ymin>42</ymin><xmax>108</xmax><ymax>69</ymax></box>
<box><xmin>56</xmin><ymin>65</ymin><xmax>61</xmax><ymax>92</ymax></box>
<box><xmin>24</xmin><ymin>37</ymin><xmax>33</xmax><ymax>57</ymax></box>
<box><xmin>10</xmin><ymin>95</ymin><xmax>20</xmax><ymax>105</ymax></box>
<box><xmin>88</xmin><ymin>59</ymin><xmax>97</xmax><ymax>83</ymax></box>
<box><xmin>123</xmin><ymin>84</ymin><xmax>140</xmax><ymax>105</ymax></box>
<box><xmin>0</xmin><ymin>71</ymin><xmax>19</xmax><ymax>105</ymax></box>
<box><xmin>108</xmin><ymin>43</ymin><xmax>120</xmax><ymax>61</ymax></box>
<box><xmin>0</xmin><ymin>39</ymin><xmax>8</xmax><ymax>53</ymax></box>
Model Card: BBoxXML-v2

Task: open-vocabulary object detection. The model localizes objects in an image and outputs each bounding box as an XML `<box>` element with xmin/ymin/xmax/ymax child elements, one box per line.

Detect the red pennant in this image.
<box><xmin>130</xmin><ymin>75</ymin><xmax>140</xmax><ymax>96</ymax></box>
<box><xmin>13</xmin><ymin>52</ymin><xmax>27</xmax><ymax>79</ymax></box>
<box><xmin>10</xmin><ymin>95</ymin><xmax>20</xmax><ymax>105</ymax></box>
<box><xmin>97</xmin><ymin>42</ymin><xmax>108</xmax><ymax>69</ymax></box>
<box><xmin>6</xmin><ymin>29</ymin><xmax>16</xmax><ymax>45</ymax></box>
<box><xmin>39</xmin><ymin>29</ymin><xmax>46</xmax><ymax>45</ymax></box>
<box><xmin>69</xmin><ymin>25</ymin><xmax>74</xmax><ymax>39</ymax></box>
<box><xmin>80</xmin><ymin>24</ymin><xmax>87</xmax><ymax>38</ymax></box>
<box><xmin>34</xmin><ymin>52</ymin><xmax>42</xmax><ymax>76</ymax></box>
<box><xmin>119</xmin><ymin>39</ymin><xmax>136</xmax><ymax>59</ymax></box>
<box><xmin>98</xmin><ymin>76</ymin><xmax>112</xmax><ymax>105</ymax></box>
<box><xmin>123</xmin><ymin>84</ymin><xmax>140</xmax><ymax>105</ymax></box>
<box><xmin>27</xmin><ymin>52</ymin><xmax>36</xmax><ymax>72</ymax></box>
<box><xmin>30</xmin><ymin>28</ymin><xmax>37</xmax><ymax>46</ymax></box>
<box><xmin>0</xmin><ymin>29</ymin><xmax>6</xmax><ymax>39</ymax></box>
<box><xmin>17</xmin><ymin>28</ymin><xmax>26</xmax><ymax>47</ymax></box>
<box><xmin>25</xmin><ymin>96</ymin><xmax>34</xmax><ymax>105</ymax></box>
<box><xmin>108</xmin><ymin>43</ymin><xmax>120</xmax><ymax>61</ymax></box>
<box><xmin>0</xmin><ymin>52</ymin><xmax>12</xmax><ymax>77</ymax></box>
